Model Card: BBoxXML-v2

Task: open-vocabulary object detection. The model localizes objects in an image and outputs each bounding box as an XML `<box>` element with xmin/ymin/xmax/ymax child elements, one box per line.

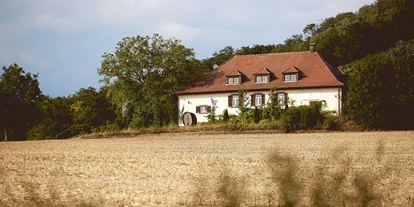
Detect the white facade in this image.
<box><xmin>178</xmin><ymin>87</ymin><xmax>342</xmax><ymax>125</ymax></box>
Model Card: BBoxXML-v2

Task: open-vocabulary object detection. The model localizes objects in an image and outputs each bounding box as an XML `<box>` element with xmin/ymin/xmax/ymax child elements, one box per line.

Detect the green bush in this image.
<box><xmin>323</xmin><ymin>115</ymin><xmax>340</xmax><ymax>130</ymax></box>
<box><xmin>280</xmin><ymin>102</ymin><xmax>324</xmax><ymax>133</ymax></box>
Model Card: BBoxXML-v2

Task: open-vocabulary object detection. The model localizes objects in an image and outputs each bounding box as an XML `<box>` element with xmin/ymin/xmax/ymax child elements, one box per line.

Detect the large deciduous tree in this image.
<box><xmin>98</xmin><ymin>34</ymin><xmax>207</xmax><ymax>128</ymax></box>
<box><xmin>0</xmin><ymin>63</ymin><xmax>42</xmax><ymax>141</ymax></box>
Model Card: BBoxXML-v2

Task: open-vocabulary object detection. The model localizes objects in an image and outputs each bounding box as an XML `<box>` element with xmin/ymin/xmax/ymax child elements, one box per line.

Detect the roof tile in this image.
<box><xmin>176</xmin><ymin>52</ymin><xmax>344</xmax><ymax>95</ymax></box>
<box><xmin>254</xmin><ymin>68</ymin><xmax>271</xmax><ymax>75</ymax></box>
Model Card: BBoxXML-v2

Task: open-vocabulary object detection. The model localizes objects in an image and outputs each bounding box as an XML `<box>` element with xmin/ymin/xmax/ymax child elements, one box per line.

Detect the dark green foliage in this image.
<box><xmin>0</xmin><ymin>63</ymin><xmax>42</xmax><ymax>141</ymax></box>
<box><xmin>312</xmin><ymin>0</ymin><xmax>414</xmax><ymax>66</ymax></box>
<box><xmin>237</xmin><ymin>87</ymin><xmax>250</xmax><ymax>124</ymax></box>
<box><xmin>27</xmin><ymin>96</ymin><xmax>73</xmax><ymax>140</ymax></box>
<box><xmin>253</xmin><ymin>107</ymin><xmax>261</xmax><ymax>124</ymax></box>
<box><xmin>280</xmin><ymin>102</ymin><xmax>324</xmax><ymax>133</ymax></box>
<box><xmin>262</xmin><ymin>87</ymin><xmax>282</xmax><ymax>122</ymax></box>
<box><xmin>202</xmin><ymin>46</ymin><xmax>235</xmax><ymax>70</ymax></box>
<box><xmin>322</xmin><ymin>115</ymin><xmax>340</xmax><ymax>131</ymax></box>
<box><xmin>236</xmin><ymin>44</ymin><xmax>276</xmax><ymax>55</ymax></box>
<box><xmin>273</xmin><ymin>34</ymin><xmax>309</xmax><ymax>53</ymax></box>
<box><xmin>99</xmin><ymin>34</ymin><xmax>208</xmax><ymax>128</ymax></box>
<box><xmin>222</xmin><ymin>109</ymin><xmax>230</xmax><ymax>123</ymax></box>
<box><xmin>345</xmin><ymin>40</ymin><xmax>414</xmax><ymax>129</ymax></box>
<box><xmin>28</xmin><ymin>87</ymin><xmax>117</xmax><ymax>140</ymax></box>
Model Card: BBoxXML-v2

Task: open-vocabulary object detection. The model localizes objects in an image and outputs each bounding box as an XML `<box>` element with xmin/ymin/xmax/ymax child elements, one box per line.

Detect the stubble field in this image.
<box><xmin>1</xmin><ymin>131</ymin><xmax>414</xmax><ymax>206</ymax></box>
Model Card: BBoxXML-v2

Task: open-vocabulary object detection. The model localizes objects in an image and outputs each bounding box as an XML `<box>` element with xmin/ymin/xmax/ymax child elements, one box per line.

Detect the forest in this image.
<box><xmin>1</xmin><ymin>0</ymin><xmax>413</xmax><ymax>141</ymax></box>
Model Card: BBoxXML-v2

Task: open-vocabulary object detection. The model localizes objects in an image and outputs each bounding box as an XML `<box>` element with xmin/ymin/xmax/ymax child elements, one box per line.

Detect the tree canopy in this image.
<box><xmin>345</xmin><ymin>40</ymin><xmax>414</xmax><ymax>129</ymax></box>
<box><xmin>0</xmin><ymin>63</ymin><xmax>42</xmax><ymax>141</ymax></box>
<box><xmin>98</xmin><ymin>34</ymin><xmax>208</xmax><ymax>128</ymax></box>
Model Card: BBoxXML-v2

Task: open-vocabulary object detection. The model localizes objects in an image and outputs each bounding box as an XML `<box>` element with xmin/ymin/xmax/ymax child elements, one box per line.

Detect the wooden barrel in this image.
<box><xmin>182</xmin><ymin>112</ymin><xmax>197</xmax><ymax>126</ymax></box>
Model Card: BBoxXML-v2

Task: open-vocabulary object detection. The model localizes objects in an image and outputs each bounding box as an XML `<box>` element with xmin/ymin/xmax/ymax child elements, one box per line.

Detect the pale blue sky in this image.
<box><xmin>0</xmin><ymin>0</ymin><xmax>375</xmax><ymax>97</ymax></box>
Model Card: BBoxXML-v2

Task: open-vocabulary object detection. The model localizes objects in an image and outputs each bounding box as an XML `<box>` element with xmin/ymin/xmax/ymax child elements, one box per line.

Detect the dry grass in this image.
<box><xmin>1</xmin><ymin>131</ymin><xmax>414</xmax><ymax>206</ymax></box>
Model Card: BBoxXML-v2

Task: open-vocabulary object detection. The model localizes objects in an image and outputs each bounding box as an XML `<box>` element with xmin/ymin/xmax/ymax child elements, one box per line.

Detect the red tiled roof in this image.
<box><xmin>254</xmin><ymin>68</ymin><xmax>271</xmax><ymax>75</ymax></box>
<box><xmin>175</xmin><ymin>52</ymin><xmax>344</xmax><ymax>95</ymax></box>
<box><xmin>225</xmin><ymin>69</ymin><xmax>242</xmax><ymax>77</ymax></box>
<box><xmin>282</xmin><ymin>66</ymin><xmax>299</xmax><ymax>74</ymax></box>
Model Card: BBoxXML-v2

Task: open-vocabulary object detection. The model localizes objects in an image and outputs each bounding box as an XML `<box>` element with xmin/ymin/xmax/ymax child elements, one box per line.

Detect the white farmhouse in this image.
<box><xmin>175</xmin><ymin>47</ymin><xmax>344</xmax><ymax>125</ymax></box>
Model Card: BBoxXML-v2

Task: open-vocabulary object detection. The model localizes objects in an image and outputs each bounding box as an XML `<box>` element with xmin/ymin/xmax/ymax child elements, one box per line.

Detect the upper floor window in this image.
<box><xmin>284</xmin><ymin>73</ymin><xmax>297</xmax><ymax>82</ymax></box>
<box><xmin>227</xmin><ymin>76</ymin><xmax>240</xmax><ymax>85</ymax></box>
<box><xmin>255</xmin><ymin>75</ymin><xmax>269</xmax><ymax>84</ymax></box>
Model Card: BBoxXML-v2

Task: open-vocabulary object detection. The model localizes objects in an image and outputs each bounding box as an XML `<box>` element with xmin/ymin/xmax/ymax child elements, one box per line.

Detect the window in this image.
<box><xmin>227</xmin><ymin>76</ymin><xmax>240</xmax><ymax>85</ymax></box>
<box><xmin>228</xmin><ymin>94</ymin><xmax>239</xmax><ymax>107</ymax></box>
<box><xmin>255</xmin><ymin>94</ymin><xmax>262</xmax><ymax>106</ymax></box>
<box><xmin>196</xmin><ymin>105</ymin><xmax>210</xmax><ymax>114</ymax></box>
<box><xmin>277</xmin><ymin>92</ymin><xmax>287</xmax><ymax>105</ymax></box>
<box><xmin>255</xmin><ymin>75</ymin><xmax>268</xmax><ymax>83</ymax></box>
<box><xmin>284</xmin><ymin>73</ymin><xmax>297</xmax><ymax>82</ymax></box>
<box><xmin>200</xmin><ymin>106</ymin><xmax>208</xmax><ymax>113</ymax></box>
<box><xmin>251</xmin><ymin>93</ymin><xmax>265</xmax><ymax>106</ymax></box>
<box><xmin>232</xmin><ymin>95</ymin><xmax>238</xmax><ymax>107</ymax></box>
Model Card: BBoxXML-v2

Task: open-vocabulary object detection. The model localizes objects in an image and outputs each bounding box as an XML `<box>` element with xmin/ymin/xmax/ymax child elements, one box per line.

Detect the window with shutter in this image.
<box><xmin>196</xmin><ymin>105</ymin><xmax>209</xmax><ymax>114</ymax></box>
<box><xmin>254</xmin><ymin>94</ymin><xmax>262</xmax><ymax>106</ymax></box>
<box><xmin>277</xmin><ymin>92</ymin><xmax>288</xmax><ymax>105</ymax></box>
<box><xmin>229</xmin><ymin>94</ymin><xmax>238</xmax><ymax>107</ymax></box>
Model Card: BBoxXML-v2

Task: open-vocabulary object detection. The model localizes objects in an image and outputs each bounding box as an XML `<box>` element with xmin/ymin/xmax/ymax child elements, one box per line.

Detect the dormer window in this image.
<box><xmin>284</xmin><ymin>73</ymin><xmax>297</xmax><ymax>82</ymax></box>
<box><xmin>225</xmin><ymin>69</ymin><xmax>242</xmax><ymax>85</ymax></box>
<box><xmin>255</xmin><ymin>75</ymin><xmax>268</xmax><ymax>84</ymax></box>
<box><xmin>282</xmin><ymin>66</ymin><xmax>302</xmax><ymax>83</ymax></box>
<box><xmin>227</xmin><ymin>76</ymin><xmax>240</xmax><ymax>85</ymax></box>
<box><xmin>254</xmin><ymin>68</ymin><xmax>271</xmax><ymax>84</ymax></box>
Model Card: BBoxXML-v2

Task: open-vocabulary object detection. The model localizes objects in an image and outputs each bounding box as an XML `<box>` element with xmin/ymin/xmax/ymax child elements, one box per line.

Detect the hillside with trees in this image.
<box><xmin>1</xmin><ymin>0</ymin><xmax>413</xmax><ymax>140</ymax></box>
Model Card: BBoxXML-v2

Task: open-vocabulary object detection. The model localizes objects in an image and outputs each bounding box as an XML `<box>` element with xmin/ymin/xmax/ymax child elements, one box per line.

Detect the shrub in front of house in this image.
<box><xmin>280</xmin><ymin>102</ymin><xmax>324</xmax><ymax>133</ymax></box>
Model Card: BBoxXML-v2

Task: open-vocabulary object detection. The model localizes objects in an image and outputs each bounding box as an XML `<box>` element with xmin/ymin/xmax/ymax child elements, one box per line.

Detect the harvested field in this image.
<box><xmin>1</xmin><ymin>131</ymin><xmax>414</xmax><ymax>206</ymax></box>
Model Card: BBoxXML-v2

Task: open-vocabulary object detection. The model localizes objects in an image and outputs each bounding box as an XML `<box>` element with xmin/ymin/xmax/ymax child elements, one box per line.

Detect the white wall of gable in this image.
<box><xmin>178</xmin><ymin>87</ymin><xmax>341</xmax><ymax>126</ymax></box>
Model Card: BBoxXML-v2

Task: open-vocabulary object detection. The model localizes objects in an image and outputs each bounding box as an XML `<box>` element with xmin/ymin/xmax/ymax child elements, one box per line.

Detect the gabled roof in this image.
<box><xmin>254</xmin><ymin>68</ymin><xmax>271</xmax><ymax>75</ymax></box>
<box><xmin>175</xmin><ymin>51</ymin><xmax>344</xmax><ymax>95</ymax></box>
<box><xmin>225</xmin><ymin>69</ymin><xmax>242</xmax><ymax>77</ymax></box>
<box><xmin>282</xmin><ymin>66</ymin><xmax>299</xmax><ymax>74</ymax></box>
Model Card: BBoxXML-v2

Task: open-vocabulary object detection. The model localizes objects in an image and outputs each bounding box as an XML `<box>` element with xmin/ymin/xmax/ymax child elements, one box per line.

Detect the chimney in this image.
<box><xmin>309</xmin><ymin>43</ymin><xmax>316</xmax><ymax>53</ymax></box>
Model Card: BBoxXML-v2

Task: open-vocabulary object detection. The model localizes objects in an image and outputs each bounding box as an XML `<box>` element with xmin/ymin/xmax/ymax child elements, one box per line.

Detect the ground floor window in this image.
<box><xmin>251</xmin><ymin>93</ymin><xmax>265</xmax><ymax>106</ymax></box>
<box><xmin>228</xmin><ymin>94</ymin><xmax>239</xmax><ymax>107</ymax></box>
<box><xmin>277</xmin><ymin>92</ymin><xmax>287</xmax><ymax>105</ymax></box>
<box><xmin>196</xmin><ymin>105</ymin><xmax>210</xmax><ymax>114</ymax></box>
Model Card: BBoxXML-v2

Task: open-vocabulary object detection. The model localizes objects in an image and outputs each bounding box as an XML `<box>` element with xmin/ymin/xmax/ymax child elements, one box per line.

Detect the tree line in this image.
<box><xmin>1</xmin><ymin>0</ymin><xmax>413</xmax><ymax>141</ymax></box>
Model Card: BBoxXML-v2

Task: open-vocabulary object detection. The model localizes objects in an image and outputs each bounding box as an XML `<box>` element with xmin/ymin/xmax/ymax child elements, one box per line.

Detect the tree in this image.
<box><xmin>98</xmin><ymin>34</ymin><xmax>207</xmax><ymax>128</ymax></box>
<box><xmin>273</xmin><ymin>34</ymin><xmax>309</xmax><ymax>53</ymax></box>
<box><xmin>207</xmin><ymin>98</ymin><xmax>218</xmax><ymax>124</ymax></box>
<box><xmin>236</xmin><ymin>44</ymin><xmax>276</xmax><ymax>55</ymax></box>
<box><xmin>0</xmin><ymin>63</ymin><xmax>42</xmax><ymax>141</ymax></box>
<box><xmin>27</xmin><ymin>96</ymin><xmax>73</xmax><ymax>140</ymax></box>
<box><xmin>237</xmin><ymin>87</ymin><xmax>250</xmax><ymax>124</ymax></box>
<box><xmin>262</xmin><ymin>86</ymin><xmax>282</xmax><ymax>122</ymax></box>
<box><xmin>203</xmin><ymin>46</ymin><xmax>235</xmax><ymax>70</ymax></box>
<box><xmin>345</xmin><ymin>40</ymin><xmax>414</xmax><ymax>129</ymax></box>
<box><xmin>303</xmin><ymin>23</ymin><xmax>318</xmax><ymax>37</ymax></box>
